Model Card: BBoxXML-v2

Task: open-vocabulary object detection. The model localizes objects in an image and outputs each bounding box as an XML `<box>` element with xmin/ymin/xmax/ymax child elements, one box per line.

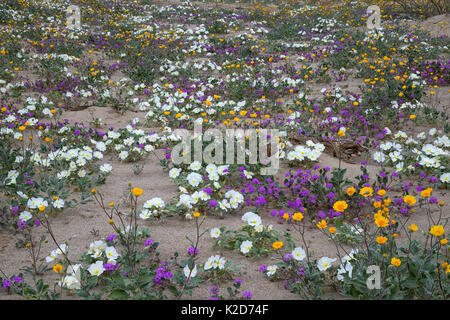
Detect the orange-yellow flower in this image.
<box><xmin>292</xmin><ymin>212</ymin><xmax>304</xmax><ymax>221</ymax></box>
<box><xmin>329</xmin><ymin>227</ymin><xmax>336</xmax><ymax>234</ymax></box>
<box><xmin>377</xmin><ymin>189</ymin><xmax>386</xmax><ymax>196</ymax></box>
<box><xmin>408</xmin><ymin>224</ymin><xmax>418</xmax><ymax>232</ymax></box>
<box><xmin>430</xmin><ymin>225</ymin><xmax>445</xmax><ymax>237</ymax></box>
<box><xmin>420</xmin><ymin>188</ymin><xmax>432</xmax><ymax>197</ymax></box>
<box><xmin>376</xmin><ymin>236</ymin><xmax>388</xmax><ymax>244</ymax></box>
<box><xmin>53</xmin><ymin>264</ymin><xmax>63</xmax><ymax>273</ymax></box>
<box><xmin>193</xmin><ymin>212</ymin><xmax>201</xmax><ymax>218</ymax></box>
<box><xmin>333</xmin><ymin>200</ymin><xmax>348</xmax><ymax>213</ymax></box>
<box><xmin>272</xmin><ymin>241</ymin><xmax>284</xmax><ymax>250</ymax></box>
<box><xmin>346</xmin><ymin>187</ymin><xmax>356</xmax><ymax>196</ymax></box>
<box><xmin>391</xmin><ymin>257</ymin><xmax>401</xmax><ymax>267</ymax></box>
<box><xmin>316</xmin><ymin>219</ymin><xmax>327</xmax><ymax>229</ymax></box>
<box><xmin>440</xmin><ymin>238</ymin><xmax>448</xmax><ymax>245</ymax></box>
<box><xmin>359</xmin><ymin>187</ymin><xmax>373</xmax><ymax>197</ymax></box>
<box><xmin>131</xmin><ymin>187</ymin><xmax>143</xmax><ymax>197</ymax></box>
<box><xmin>403</xmin><ymin>195</ymin><xmax>416</xmax><ymax>206</ymax></box>
<box><xmin>374</xmin><ymin>215</ymin><xmax>389</xmax><ymax>228</ymax></box>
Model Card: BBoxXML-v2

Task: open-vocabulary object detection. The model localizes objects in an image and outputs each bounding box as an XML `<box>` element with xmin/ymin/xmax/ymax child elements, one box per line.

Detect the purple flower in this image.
<box><xmin>103</xmin><ymin>263</ymin><xmax>115</xmax><ymax>271</ymax></box>
<box><xmin>188</xmin><ymin>246</ymin><xmax>198</xmax><ymax>256</ymax></box>
<box><xmin>259</xmin><ymin>265</ymin><xmax>267</xmax><ymax>272</ymax></box>
<box><xmin>13</xmin><ymin>276</ymin><xmax>22</xmax><ymax>283</ymax></box>
<box><xmin>2</xmin><ymin>279</ymin><xmax>11</xmax><ymax>289</ymax></box>
<box><xmin>242</xmin><ymin>290</ymin><xmax>253</xmax><ymax>299</ymax></box>
<box><xmin>283</xmin><ymin>253</ymin><xmax>293</xmax><ymax>262</ymax></box>
<box><xmin>209</xmin><ymin>285</ymin><xmax>219</xmax><ymax>295</ymax></box>
<box><xmin>234</xmin><ymin>278</ymin><xmax>242</xmax><ymax>285</ymax></box>
<box><xmin>17</xmin><ymin>220</ymin><xmax>27</xmax><ymax>230</ymax></box>
<box><xmin>144</xmin><ymin>238</ymin><xmax>154</xmax><ymax>247</ymax></box>
<box><xmin>209</xmin><ymin>199</ymin><xmax>217</xmax><ymax>208</ymax></box>
<box><xmin>34</xmin><ymin>219</ymin><xmax>41</xmax><ymax>227</ymax></box>
<box><xmin>106</xmin><ymin>234</ymin><xmax>117</xmax><ymax>242</ymax></box>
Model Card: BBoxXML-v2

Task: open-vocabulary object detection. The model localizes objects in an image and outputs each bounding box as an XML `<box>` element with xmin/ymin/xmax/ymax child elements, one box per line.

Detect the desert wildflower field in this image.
<box><xmin>0</xmin><ymin>0</ymin><xmax>449</xmax><ymax>301</ymax></box>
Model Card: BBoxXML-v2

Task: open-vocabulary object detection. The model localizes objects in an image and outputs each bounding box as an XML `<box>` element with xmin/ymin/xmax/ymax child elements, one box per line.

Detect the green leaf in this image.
<box><xmin>108</xmin><ymin>289</ymin><xmax>129</xmax><ymax>300</ymax></box>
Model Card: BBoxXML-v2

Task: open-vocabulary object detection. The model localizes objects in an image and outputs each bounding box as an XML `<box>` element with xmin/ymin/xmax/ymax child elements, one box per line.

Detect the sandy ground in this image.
<box><xmin>0</xmin><ymin>2</ymin><xmax>449</xmax><ymax>300</ymax></box>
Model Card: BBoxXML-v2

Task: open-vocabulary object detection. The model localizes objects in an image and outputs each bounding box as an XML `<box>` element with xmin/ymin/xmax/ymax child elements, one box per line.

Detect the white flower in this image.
<box><xmin>60</xmin><ymin>275</ymin><xmax>81</xmax><ymax>290</ymax></box>
<box><xmin>169</xmin><ymin>168</ymin><xmax>181</xmax><ymax>179</ymax></box>
<box><xmin>100</xmin><ymin>163</ymin><xmax>112</xmax><ymax>173</ymax></box>
<box><xmin>242</xmin><ymin>211</ymin><xmax>257</xmax><ymax>222</ymax></box>
<box><xmin>19</xmin><ymin>211</ymin><xmax>32</xmax><ymax>222</ymax></box>
<box><xmin>440</xmin><ymin>173</ymin><xmax>450</xmax><ymax>184</ymax></box>
<box><xmin>210</xmin><ymin>227</ymin><xmax>221</xmax><ymax>238</ymax></box>
<box><xmin>183</xmin><ymin>264</ymin><xmax>197</xmax><ymax>278</ymax></box>
<box><xmin>52</xmin><ymin>198</ymin><xmax>65</xmax><ymax>209</ymax></box>
<box><xmin>105</xmin><ymin>246</ymin><xmax>119</xmax><ymax>263</ymax></box>
<box><xmin>186</xmin><ymin>172</ymin><xmax>202</xmax><ymax>187</ymax></box>
<box><xmin>88</xmin><ymin>261</ymin><xmax>105</xmax><ymax>276</ymax></box>
<box><xmin>189</xmin><ymin>161</ymin><xmax>202</xmax><ymax>171</ymax></box>
<box><xmin>373</xmin><ymin>151</ymin><xmax>385</xmax><ymax>163</ymax></box>
<box><xmin>266</xmin><ymin>265</ymin><xmax>277</xmax><ymax>276</ymax></box>
<box><xmin>317</xmin><ymin>257</ymin><xmax>337</xmax><ymax>271</ymax></box>
<box><xmin>140</xmin><ymin>209</ymin><xmax>152</xmax><ymax>220</ymax></box>
<box><xmin>247</xmin><ymin>214</ymin><xmax>262</xmax><ymax>228</ymax></box>
<box><xmin>292</xmin><ymin>247</ymin><xmax>306</xmax><ymax>261</ymax></box>
<box><xmin>240</xmin><ymin>240</ymin><xmax>253</xmax><ymax>254</ymax></box>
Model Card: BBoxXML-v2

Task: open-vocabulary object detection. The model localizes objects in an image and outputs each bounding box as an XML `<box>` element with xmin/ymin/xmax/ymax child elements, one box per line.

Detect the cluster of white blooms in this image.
<box><xmin>286</xmin><ymin>140</ymin><xmax>325</xmax><ymax>162</ymax></box>
<box><xmin>140</xmin><ymin>197</ymin><xmax>165</xmax><ymax>220</ymax></box>
<box><xmin>336</xmin><ymin>249</ymin><xmax>359</xmax><ymax>281</ymax></box>
<box><xmin>97</xmin><ymin>126</ymin><xmax>160</xmax><ymax>161</ymax></box>
<box><xmin>58</xmin><ymin>264</ymin><xmax>82</xmax><ymax>290</ymax></box>
<box><xmin>80</xmin><ymin>240</ymin><xmax>120</xmax><ymax>278</ymax></box>
<box><xmin>45</xmin><ymin>243</ymin><xmax>68</xmax><ymax>263</ymax></box>
<box><xmin>373</xmin><ymin>128</ymin><xmax>449</xmax><ymax>179</ymax></box>
<box><xmin>204</xmin><ymin>255</ymin><xmax>226</xmax><ymax>270</ymax></box>
<box><xmin>241</xmin><ymin>211</ymin><xmax>273</xmax><ymax>233</ymax></box>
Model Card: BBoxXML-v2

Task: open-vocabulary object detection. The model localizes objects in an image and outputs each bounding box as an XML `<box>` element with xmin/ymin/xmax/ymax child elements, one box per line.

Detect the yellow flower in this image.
<box><xmin>329</xmin><ymin>227</ymin><xmax>336</xmax><ymax>234</ymax></box>
<box><xmin>376</xmin><ymin>236</ymin><xmax>388</xmax><ymax>244</ymax></box>
<box><xmin>272</xmin><ymin>241</ymin><xmax>284</xmax><ymax>250</ymax></box>
<box><xmin>374</xmin><ymin>215</ymin><xmax>389</xmax><ymax>228</ymax></box>
<box><xmin>408</xmin><ymin>224</ymin><xmax>418</xmax><ymax>232</ymax></box>
<box><xmin>38</xmin><ymin>206</ymin><xmax>46</xmax><ymax>212</ymax></box>
<box><xmin>108</xmin><ymin>219</ymin><xmax>114</xmax><ymax>224</ymax></box>
<box><xmin>193</xmin><ymin>212</ymin><xmax>201</xmax><ymax>218</ymax></box>
<box><xmin>440</xmin><ymin>238</ymin><xmax>448</xmax><ymax>245</ymax></box>
<box><xmin>430</xmin><ymin>225</ymin><xmax>445</xmax><ymax>237</ymax></box>
<box><xmin>373</xmin><ymin>201</ymin><xmax>382</xmax><ymax>208</ymax></box>
<box><xmin>131</xmin><ymin>187</ymin><xmax>143</xmax><ymax>197</ymax></box>
<box><xmin>377</xmin><ymin>189</ymin><xmax>386</xmax><ymax>196</ymax></box>
<box><xmin>333</xmin><ymin>200</ymin><xmax>348</xmax><ymax>212</ymax></box>
<box><xmin>391</xmin><ymin>257</ymin><xmax>401</xmax><ymax>267</ymax></box>
<box><xmin>346</xmin><ymin>187</ymin><xmax>356</xmax><ymax>196</ymax></box>
<box><xmin>337</xmin><ymin>130</ymin><xmax>345</xmax><ymax>137</ymax></box>
<box><xmin>109</xmin><ymin>202</ymin><xmax>114</xmax><ymax>207</ymax></box>
<box><xmin>282</xmin><ymin>213</ymin><xmax>290</xmax><ymax>221</ymax></box>
<box><xmin>91</xmin><ymin>189</ymin><xmax>96</xmax><ymax>194</ymax></box>
<box><xmin>441</xmin><ymin>262</ymin><xmax>448</xmax><ymax>269</ymax></box>
<box><xmin>316</xmin><ymin>219</ymin><xmax>327</xmax><ymax>229</ymax></box>
<box><xmin>53</xmin><ymin>264</ymin><xmax>63</xmax><ymax>273</ymax></box>
<box><xmin>359</xmin><ymin>187</ymin><xmax>373</xmax><ymax>197</ymax></box>
<box><xmin>403</xmin><ymin>195</ymin><xmax>416</xmax><ymax>206</ymax></box>
<box><xmin>420</xmin><ymin>188</ymin><xmax>432</xmax><ymax>197</ymax></box>
<box><xmin>292</xmin><ymin>212</ymin><xmax>304</xmax><ymax>221</ymax></box>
